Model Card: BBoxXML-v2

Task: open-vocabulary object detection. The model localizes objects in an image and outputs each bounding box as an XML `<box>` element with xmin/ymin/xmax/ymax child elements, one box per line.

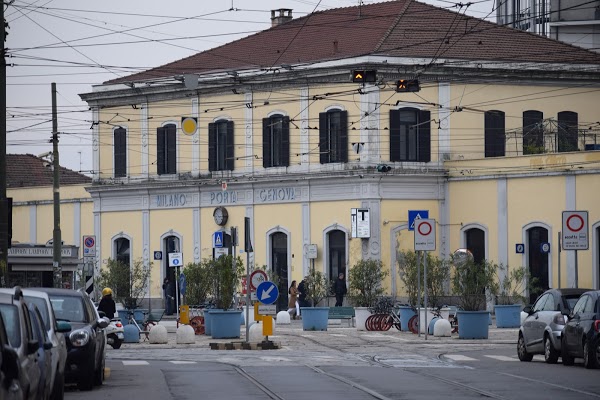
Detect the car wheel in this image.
<box><xmin>94</xmin><ymin>353</ymin><xmax>105</xmax><ymax>386</ymax></box>
<box><xmin>544</xmin><ymin>336</ymin><xmax>559</xmax><ymax>364</ymax></box>
<box><xmin>50</xmin><ymin>372</ymin><xmax>64</xmax><ymax>400</ymax></box>
<box><xmin>77</xmin><ymin>357</ymin><xmax>95</xmax><ymax>391</ymax></box>
<box><xmin>518</xmin><ymin>334</ymin><xmax>533</xmax><ymax>362</ymax></box>
<box><xmin>583</xmin><ymin>340</ymin><xmax>599</xmax><ymax>369</ymax></box>
<box><xmin>561</xmin><ymin>336</ymin><xmax>575</xmax><ymax>366</ymax></box>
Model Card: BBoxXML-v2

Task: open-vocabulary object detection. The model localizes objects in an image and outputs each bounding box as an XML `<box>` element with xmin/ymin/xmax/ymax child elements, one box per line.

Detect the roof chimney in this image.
<box><xmin>271</xmin><ymin>9</ymin><xmax>293</xmax><ymax>27</ymax></box>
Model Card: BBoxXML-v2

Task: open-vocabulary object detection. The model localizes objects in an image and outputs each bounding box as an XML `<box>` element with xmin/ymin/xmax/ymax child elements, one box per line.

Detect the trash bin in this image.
<box><xmin>179</xmin><ymin>305</ymin><xmax>190</xmax><ymax>325</ymax></box>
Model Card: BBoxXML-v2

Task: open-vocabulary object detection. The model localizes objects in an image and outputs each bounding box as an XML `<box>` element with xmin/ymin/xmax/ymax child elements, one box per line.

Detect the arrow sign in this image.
<box><xmin>256</xmin><ymin>281</ymin><xmax>279</xmax><ymax>305</ymax></box>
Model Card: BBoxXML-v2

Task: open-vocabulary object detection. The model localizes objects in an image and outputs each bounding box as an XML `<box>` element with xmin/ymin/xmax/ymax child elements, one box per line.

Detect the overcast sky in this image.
<box><xmin>6</xmin><ymin>0</ymin><xmax>496</xmax><ymax>174</ymax></box>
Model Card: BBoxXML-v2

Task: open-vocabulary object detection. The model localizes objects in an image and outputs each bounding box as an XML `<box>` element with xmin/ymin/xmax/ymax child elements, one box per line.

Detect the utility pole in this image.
<box><xmin>52</xmin><ymin>83</ymin><xmax>62</xmax><ymax>288</ymax></box>
<box><xmin>0</xmin><ymin>3</ymin><xmax>8</xmax><ymax>286</ymax></box>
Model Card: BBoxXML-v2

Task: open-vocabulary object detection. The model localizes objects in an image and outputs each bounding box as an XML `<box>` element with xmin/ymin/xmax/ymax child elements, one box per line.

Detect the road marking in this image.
<box><xmin>170</xmin><ymin>361</ymin><xmax>197</xmax><ymax>364</ymax></box>
<box><xmin>259</xmin><ymin>356</ymin><xmax>291</xmax><ymax>362</ymax></box>
<box><xmin>444</xmin><ymin>354</ymin><xmax>478</xmax><ymax>361</ymax></box>
<box><xmin>485</xmin><ymin>355</ymin><xmax>518</xmax><ymax>362</ymax></box>
<box><xmin>329</xmin><ymin>333</ymin><xmax>347</xmax><ymax>337</ymax></box>
<box><xmin>361</xmin><ymin>333</ymin><xmax>385</xmax><ymax>338</ymax></box>
<box><xmin>122</xmin><ymin>360</ymin><xmax>149</xmax><ymax>365</ymax></box>
<box><xmin>501</xmin><ymin>372</ymin><xmax>600</xmax><ymax>398</ymax></box>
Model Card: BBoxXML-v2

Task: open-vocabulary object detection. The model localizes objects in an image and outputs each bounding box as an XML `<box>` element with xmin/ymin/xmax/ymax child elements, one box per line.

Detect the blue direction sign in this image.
<box><xmin>408</xmin><ymin>210</ymin><xmax>429</xmax><ymax>231</ymax></box>
<box><xmin>213</xmin><ymin>231</ymin><xmax>224</xmax><ymax>248</ymax></box>
<box><xmin>256</xmin><ymin>281</ymin><xmax>279</xmax><ymax>305</ymax></box>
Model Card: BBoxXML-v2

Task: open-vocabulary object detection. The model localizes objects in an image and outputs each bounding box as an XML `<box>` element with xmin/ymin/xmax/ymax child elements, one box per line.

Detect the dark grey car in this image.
<box><xmin>518</xmin><ymin>288</ymin><xmax>590</xmax><ymax>363</ymax></box>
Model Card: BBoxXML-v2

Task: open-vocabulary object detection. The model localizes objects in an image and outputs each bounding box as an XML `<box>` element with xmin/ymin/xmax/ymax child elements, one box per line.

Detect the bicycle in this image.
<box><xmin>364</xmin><ymin>297</ymin><xmax>402</xmax><ymax>332</ymax></box>
<box><xmin>126</xmin><ymin>308</ymin><xmax>165</xmax><ymax>340</ymax></box>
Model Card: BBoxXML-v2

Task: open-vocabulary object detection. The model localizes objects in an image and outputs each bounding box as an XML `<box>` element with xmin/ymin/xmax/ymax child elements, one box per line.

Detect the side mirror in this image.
<box><xmin>96</xmin><ymin>318</ymin><xmax>109</xmax><ymax>329</ymax></box>
<box><xmin>56</xmin><ymin>321</ymin><xmax>72</xmax><ymax>333</ymax></box>
<box><xmin>27</xmin><ymin>339</ymin><xmax>39</xmax><ymax>355</ymax></box>
<box><xmin>43</xmin><ymin>342</ymin><xmax>53</xmax><ymax>350</ymax></box>
<box><xmin>98</xmin><ymin>311</ymin><xmax>106</xmax><ymax>318</ymax></box>
<box><xmin>523</xmin><ymin>305</ymin><xmax>533</xmax><ymax>315</ymax></box>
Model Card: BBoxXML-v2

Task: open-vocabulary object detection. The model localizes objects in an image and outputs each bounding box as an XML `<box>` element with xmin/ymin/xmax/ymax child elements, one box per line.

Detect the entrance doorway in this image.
<box><xmin>163</xmin><ymin>235</ymin><xmax>180</xmax><ymax>314</ymax></box>
<box><xmin>527</xmin><ymin>226</ymin><xmax>549</xmax><ymax>303</ymax></box>
<box><xmin>271</xmin><ymin>232</ymin><xmax>289</xmax><ymax>312</ymax></box>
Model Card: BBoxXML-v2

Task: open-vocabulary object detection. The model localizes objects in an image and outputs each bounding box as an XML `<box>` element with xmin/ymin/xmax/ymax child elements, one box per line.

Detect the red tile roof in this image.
<box><xmin>7</xmin><ymin>154</ymin><xmax>91</xmax><ymax>188</ymax></box>
<box><xmin>106</xmin><ymin>0</ymin><xmax>600</xmax><ymax>85</ymax></box>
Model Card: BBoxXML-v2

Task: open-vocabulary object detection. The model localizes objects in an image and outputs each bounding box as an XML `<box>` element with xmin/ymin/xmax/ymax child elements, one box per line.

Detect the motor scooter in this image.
<box><xmin>106</xmin><ymin>318</ymin><xmax>125</xmax><ymax>349</ymax></box>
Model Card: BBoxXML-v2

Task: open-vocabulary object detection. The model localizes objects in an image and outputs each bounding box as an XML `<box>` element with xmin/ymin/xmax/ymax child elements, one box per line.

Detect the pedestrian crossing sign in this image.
<box><xmin>213</xmin><ymin>231</ymin><xmax>224</xmax><ymax>248</ymax></box>
<box><xmin>408</xmin><ymin>210</ymin><xmax>429</xmax><ymax>231</ymax></box>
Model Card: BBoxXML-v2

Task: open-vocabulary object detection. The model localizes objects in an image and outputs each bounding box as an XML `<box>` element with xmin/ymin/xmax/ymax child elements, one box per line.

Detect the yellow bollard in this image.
<box><xmin>179</xmin><ymin>305</ymin><xmax>190</xmax><ymax>325</ymax></box>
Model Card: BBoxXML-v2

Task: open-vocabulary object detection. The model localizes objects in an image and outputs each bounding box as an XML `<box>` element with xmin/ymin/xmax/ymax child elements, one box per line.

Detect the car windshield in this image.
<box><xmin>24</xmin><ymin>296</ymin><xmax>51</xmax><ymax>331</ymax></box>
<box><xmin>49</xmin><ymin>295</ymin><xmax>86</xmax><ymax>323</ymax></box>
<box><xmin>0</xmin><ymin>304</ymin><xmax>21</xmax><ymax>348</ymax></box>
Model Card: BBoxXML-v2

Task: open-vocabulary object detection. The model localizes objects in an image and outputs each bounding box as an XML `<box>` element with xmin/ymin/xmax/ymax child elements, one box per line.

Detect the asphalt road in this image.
<box><xmin>64</xmin><ymin>326</ymin><xmax>600</xmax><ymax>400</ymax></box>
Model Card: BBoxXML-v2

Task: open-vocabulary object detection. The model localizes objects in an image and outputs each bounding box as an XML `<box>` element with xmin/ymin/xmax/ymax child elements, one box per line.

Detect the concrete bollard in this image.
<box><xmin>176</xmin><ymin>325</ymin><xmax>195</xmax><ymax>344</ymax></box>
<box><xmin>123</xmin><ymin>325</ymin><xmax>140</xmax><ymax>343</ymax></box>
<box><xmin>149</xmin><ymin>324</ymin><xmax>168</xmax><ymax>344</ymax></box>
<box><xmin>433</xmin><ymin>318</ymin><xmax>452</xmax><ymax>337</ymax></box>
<box><xmin>248</xmin><ymin>322</ymin><xmax>263</xmax><ymax>341</ymax></box>
<box><xmin>276</xmin><ymin>311</ymin><xmax>290</xmax><ymax>324</ymax></box>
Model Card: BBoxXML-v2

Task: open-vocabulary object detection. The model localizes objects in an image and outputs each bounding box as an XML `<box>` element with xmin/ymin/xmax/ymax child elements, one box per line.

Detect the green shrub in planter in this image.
<box><xmin>348</xmin><ymin>259</ymin><xmax>389</xmax><ymax>308</ymax></box>
<box><xmin>209</xmin><ymin>255</ymin><xmax>244</xmax><ymax>310</ymax></box>
<box><xmin>305</xmin><ymin>267</ymin><xmax>329</xmax><ymax>307</ymax></box>
<box><xmin>451</xmin><ymin>257</ymin><xmax>497</xmax><ymax>311</ymax></box>
<box><xmin>397</xmin><ymin>250</ymin><xmax>449</xmax><ymax>308</ymax></box>
<box><xmin>495</xmin><ymin>265</ymin><xmax>540</xmax><ymax>305</ymax></box>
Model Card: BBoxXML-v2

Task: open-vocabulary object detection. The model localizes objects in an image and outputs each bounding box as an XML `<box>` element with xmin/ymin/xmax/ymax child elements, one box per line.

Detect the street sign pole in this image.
<box><xmin>424</xmin><ymin>252</ymin><xmax>428</xmax><ymax>340</ymax></box>
<box><xmin>575</xmin><ymin>250</ymin><xmax>578</xmax><ymax>288</ymax></box>
<box><xmin>557</xmin><ymin>231</ymin><xmax>561</xmax><ymax>289</ymax></box>
<box><xmin>417</xmin><ymin>251</ymin><xmax>421</xmax><ymax>338</ymax></box>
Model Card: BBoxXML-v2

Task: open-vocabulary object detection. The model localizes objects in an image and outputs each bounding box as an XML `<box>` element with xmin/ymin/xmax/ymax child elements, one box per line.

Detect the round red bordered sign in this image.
<box><xmin>566</xmin><ymin>214</ymin><xmax>584</xmax><ymax>232</ymax></box>
<box><xmin>250</xmin><ymin>270</ymin><xmax>268</xmax><ymax>291</ymax></box>
<box><xmin>417</xmin><ymin>221</ymin><xmax>432</xmax><ymax>236</ymax></box>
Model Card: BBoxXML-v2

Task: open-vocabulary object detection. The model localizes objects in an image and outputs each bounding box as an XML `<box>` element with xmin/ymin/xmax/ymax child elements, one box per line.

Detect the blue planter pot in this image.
<box><xmin>300</xmin><ymin>307</ymin><xmax>329</xmax><ymax>331</ymax></box>
<box><xmin>397</xmin><ymin>306</ymin><xmax>416</xmax><ymax>331</ymax></box>
<box><xmin>457</xmin><ymin>311</ymin><xmax>490</xmax><ymax>339</ymax></box>
<box><xmin>495</xmin><ymin>304</ymin><xmax>522</xmax><ymax>328</ymax></box>
<box><xmin>210</xmin><ymin>310</ymin><xmax>243</xmax><ymax>339</ymax></box>
<box><xmin>204</xmin><ymin>309</ymin><xmax>222</xmax><ymax>336</ymax></box>
<box><xmin>123</xmin><ymin>324</ymin><xmax>139</xmax><ymax>343</ymax></box>
<box><xmin>117</xmin><ymin>310</ymin><xmax>129</xmax><ymax>325</ymax></box>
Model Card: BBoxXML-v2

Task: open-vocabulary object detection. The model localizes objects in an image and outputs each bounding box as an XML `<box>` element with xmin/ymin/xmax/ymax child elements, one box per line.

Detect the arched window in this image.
<box><xmin>114</xmin><ymin>237</ymin><xmax>130</xmax><ymax>268</ymax></box>
<box><xmin>523</xmin><ymin>110</ymin><xmax>544</xmax><ymax>155</ymax></box>
<box><xmin>527</xmin><ymin>226</ymin><xmax>549</xmax><ymax>303</ymax></box>
<box><xmin>327</xmin><ymin>230</ymin><xmax>346</xmax><ymax>280</ymax></box>
<box><xmin>157</xmin><ymin>123</ymin><xmax>176</xmax><ymax>175</ymax></box>
<box><xmin>263</xmin><ymin>114</ymin><xmax>290</xmax><ymax>168</ymax></box>
<box><xmin>485</xmin><ymin>110</ymin><xmax>505</xmax><ymax>157</ymax></box>
<box><xmin>209</xmin><ymin>119</ymin><xmax>234</xmax><ymax>171</ymax></box>
<box><xmin>390</xmin><ymin>108</ymin><xmax>431</xmax><ymax>162</ymax></box>
<box><xmin>319</xmin><ymin>109</ymin><xmax>348</xmax><ymax>164</ymax></box>
<box><xmin>465</xmin><ymin>228</ymin><xmax>485</xmax><ymax>265</ymax></box>
<box><xmin>270</xmin><ymin>232</ymin><xmax>289</xmax><ymax>311</ymax></box>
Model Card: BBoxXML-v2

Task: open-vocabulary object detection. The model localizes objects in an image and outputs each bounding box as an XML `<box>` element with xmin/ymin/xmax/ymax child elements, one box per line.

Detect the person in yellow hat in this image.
<box><xmin>98</xmin><ymin>287</ymin><xmax>116</xmax><ymax>319</ymax></box>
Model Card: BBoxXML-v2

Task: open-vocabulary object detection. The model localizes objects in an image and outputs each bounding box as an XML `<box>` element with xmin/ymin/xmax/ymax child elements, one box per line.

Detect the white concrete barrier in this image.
<box><xmin>149</xmin><ymin>324</ymin><xmax>168</xmax><ymax>344</ymax></box>
<box><xmin>176</xmin><ymin>325</ymin><xmax>195</xmax><ymax>344</ymax></box>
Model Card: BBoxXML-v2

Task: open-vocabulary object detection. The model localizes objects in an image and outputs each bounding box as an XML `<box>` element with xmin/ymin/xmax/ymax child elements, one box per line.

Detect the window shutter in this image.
<box><xmin>389</xmin><ymin>110</ymin><xmax>401</xmax><ymax>162</ymax></box>
<box><xmin>558</xmin><ymin>111</ymin><xmax>578</xmax><ymax>152</ymax></box>
<box><xmin>166</xmin><ymin>124</ymin><xmax>177</xmax><ymax>174</ymax></box>
<box><xmin>157</xmin><ymin>127</ymin><xmax>165</xmax><ymax>175</ymax></box>
<box><xmin>262</xmin><ymin>118</ymin><xmax>271</xmax><ymax>168</ymax></box>
<box><xmin>340</xmin><ymin>111</ymin><xmax>348</xmax><ymax>163</ymax></box>
<box><xmin>226</xmin><ymin>120</ymin><xmax>235</xmax><ymax>171</ymax></box>
<box><xmin>208</xmin><ymin>123</ymin><xmax>216</xmax><ymax>172</ymax></box>
<box><xmin>114</xmin><ymin>128</ymin><xmax>126</xmax><ymax>177</ymax></box>
<box><xmin>319</xmin><ymin>112</ymin><xmax>327</xmax><ymax>164</ymax></box>
<box><xmin>418</xmin><ymin>110</ymin><xmax>431</xmax><ymax>162</ymax></box>
<box><xmin>485</xmin><ymin>111</ymin><xmax>505</xmax><ymax>157</ymax></box>
<box><xmin>523</xmin><ymin>110</ymin><xmax>543</xmax><ymax>154</ymax></box>
<box><xmin>281</xmin><ymin>116</ymin><xmax>290</xmax><ymax>167</ymax></box>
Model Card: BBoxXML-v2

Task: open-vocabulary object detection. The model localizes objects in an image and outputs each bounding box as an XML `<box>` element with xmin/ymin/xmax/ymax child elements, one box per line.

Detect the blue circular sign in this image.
<box><xmin>256</xmin><ymin>281</ymin><xmax>279</xmax><ymax>305</ymax></box>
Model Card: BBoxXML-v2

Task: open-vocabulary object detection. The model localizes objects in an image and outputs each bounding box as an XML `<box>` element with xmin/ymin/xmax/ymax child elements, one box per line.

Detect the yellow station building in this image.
<box><xmin>72</xmin><ymin>1</ymin><xmax>600</xmax><ymax>309</ymax></box>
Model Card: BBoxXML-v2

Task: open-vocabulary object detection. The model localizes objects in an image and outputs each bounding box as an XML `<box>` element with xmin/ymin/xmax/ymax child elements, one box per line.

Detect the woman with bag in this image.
<box><xmin>287</xmin><ymin>280</ymin><xmax>299</xmax><ymax>320</ymax></box>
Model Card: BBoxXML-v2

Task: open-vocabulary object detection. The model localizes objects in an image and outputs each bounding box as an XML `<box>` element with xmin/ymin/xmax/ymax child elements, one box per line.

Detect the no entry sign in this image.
<box><xmin>414</xmin><ymin>219</ymin><xmax>436</xmax><ymax>251</ymax></box>
<box><xmin>562</xmin><ymin>211</ymin><xmax>588</xmax><ymax>250</ymax></box>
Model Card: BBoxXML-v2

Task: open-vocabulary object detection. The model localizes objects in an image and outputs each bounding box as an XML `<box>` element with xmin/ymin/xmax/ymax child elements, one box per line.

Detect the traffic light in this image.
<box><xmin>377</xmin><ymin>164</ymin><xmax>391</xmax><ymax>172</ymax></box>
<box><xmin>395</xmin><ymin>79</ymin><xmax>420</xmax><ymax>93</ymax></box>
<box><xmin>352</xmin><ymin>70</ymin><xmax>377</xmax><ymax>83</ymax></box>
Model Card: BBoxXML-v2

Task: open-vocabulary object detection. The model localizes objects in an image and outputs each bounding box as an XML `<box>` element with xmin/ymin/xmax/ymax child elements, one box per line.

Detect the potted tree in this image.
<box><xmin>300</xmin><ymin>267</ymin><xmax>329</xmax><ymax>331</ymax></box>
<box><xmin>494</xmin><ymin>265</ymin><xmax>539</xmax><ymax>328</ymax></box>
<box><xmin>348</xmin><ymin>259</ymin><xmax>389</xmax><ymax>330</ymax></box>
<box><xmin>451</xmin><ymin>254</ymin><xmax>497</xmax><ymax>339</ymax></box>
<box><xmin>397</xmin><ymin>250</ymin><xmax>420</xmax><ymax>331</ymax></box>
<box><xmin>206</xmin><ymin>255</ymin><xmax>245</xmax><ymax>339</ymax></box>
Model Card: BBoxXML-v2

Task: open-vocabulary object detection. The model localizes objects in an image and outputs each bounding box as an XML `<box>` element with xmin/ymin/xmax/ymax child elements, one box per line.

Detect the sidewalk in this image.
<box><xmin>119</xmin><ymin>316</ymin><xmax>519</xmax><ymax>351</ymax></box>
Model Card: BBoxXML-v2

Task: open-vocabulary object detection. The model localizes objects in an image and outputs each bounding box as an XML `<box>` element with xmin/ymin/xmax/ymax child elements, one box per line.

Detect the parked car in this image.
<box><xmin>21</xmin><ymin>288</ymin><xmax>69</xmax><ymax>400</ymax></box>
<box><xmin>27</xmin><ymin>304</ymin><xmax>53</xmax><ymax>400</ymax></box>
<box><xmin>518</xmin><ymin>288</ymin><xmax>590</xmax><ymax>363</ymax></box>
<box><xmin>0</xmin><ymin>287</ymin><xmax>41</xmax><ymax>400</ymax></box>
<box><xmin>561</xmin><ymin>290</ymin><xmax>600</xmax><ymax>369</ymax></box>
<box><xmin>0</xmin><ymin>312</ymin><xmax>23</xmax><ymax>400</ymax></box>
<box><xmin>33</xmin><ymin>288</ymin><xmax>108</xmax><ymax>391</ymax></box>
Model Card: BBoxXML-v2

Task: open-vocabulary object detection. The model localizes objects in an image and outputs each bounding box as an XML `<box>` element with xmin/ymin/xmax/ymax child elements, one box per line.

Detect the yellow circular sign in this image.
<box><xmin>181</xmin><ymin>117</ymin><xmax>197</xmax><ymax>136</ymax></box>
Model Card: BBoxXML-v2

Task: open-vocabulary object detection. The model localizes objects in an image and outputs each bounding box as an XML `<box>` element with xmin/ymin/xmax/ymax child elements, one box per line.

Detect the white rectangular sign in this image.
<box><xmin>168</xmin><ymin>252</ymin><xmax>183</xmax><ymax>267</ymax></box>
<box><xmin>351</xmin><ymin>208</ymin><xmax>370</xmax><ymax>238</ymax></box>
<box><xmin>258</xmin><ymin>304</ymin><xmax>277</xmax><ymax>316</ymax></box>
<box><xmin>562</xmin><ymin>211</ymin><xmax>588</xmax><ymax>250</ymax></box>
<box><xmin>305</xmin><ymin>244</ymin><xmax>317</xmax><ymax>259</ymax></box>
<box><xmin>414</xmin><ymin>219</ymin><xmax>436</xmax><ymax>251</ymax></box>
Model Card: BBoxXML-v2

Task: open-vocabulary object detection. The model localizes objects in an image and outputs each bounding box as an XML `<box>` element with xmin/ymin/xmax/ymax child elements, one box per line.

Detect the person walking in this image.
<box><xmin>98</xmin><ymin>287</ymin><xmax>116</xmax><ymax>319</ymax></box>
<box><xmin>287</xmin><ymin>280</ymin><xmax>299</xmax><ymax>319</ymax></box>
<box><xmin>297</xmin><ymin>277</ymin><xmax>309</xmax><ymax>308</ymax></box>
<box><xmin>333</xmin><ymin>272</ymin><xmax>347</xmax><ymax>307</ymax></box>
<box><xmin>163</xmin><ymin>277</ymin><xmax>173</xmax><ymax>315</ymax></box>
